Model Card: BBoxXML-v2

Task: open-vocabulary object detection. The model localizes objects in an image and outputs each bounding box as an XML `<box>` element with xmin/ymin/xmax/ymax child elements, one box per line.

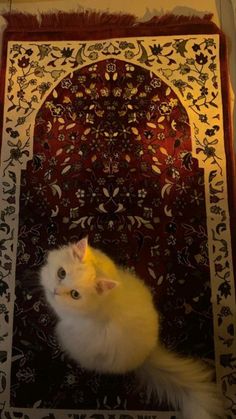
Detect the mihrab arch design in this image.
<box><xmin>12</xmin><ymin>59</ymin><xmax>213</xmax><ymax>410</ymax></box>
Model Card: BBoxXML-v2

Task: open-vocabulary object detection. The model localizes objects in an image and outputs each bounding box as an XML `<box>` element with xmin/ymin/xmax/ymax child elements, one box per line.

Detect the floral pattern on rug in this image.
<box><xmin>0</xmin><ymin>36</ymin><xmax>235</xmax><ymax>418</ymax></box>
<box><xmin>11</xmin><ymin>59</ymin><xmax>211</xmax><ymax>409</ymax></box>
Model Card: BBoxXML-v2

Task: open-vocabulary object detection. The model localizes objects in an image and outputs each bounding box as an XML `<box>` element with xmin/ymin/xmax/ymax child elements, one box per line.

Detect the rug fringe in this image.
<box><xmin>2</xmin><ymin>10</ymin><xmax>213</xmax><ymax>31</ymax></box>
<box><xmin>139</xmin><ymin>13</ymin><xmax>213</xmax><ymax>26</ymax></box>
<box><xmin>2</xmin><ymin>11</ymin><xmax>39</xmax><ymax>29</ymax></box>
<box><xmin>2</xmin><ymin>11</ymin><xmax>136</xmax><ymax>30</ymax></box>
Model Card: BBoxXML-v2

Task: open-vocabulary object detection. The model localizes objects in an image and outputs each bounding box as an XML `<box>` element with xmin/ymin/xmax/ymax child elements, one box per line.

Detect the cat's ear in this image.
<box><xmin>95</xmin><ymin>278</ymin><xmax>119</xmax><ymax>295</ymax></box>
<box><xmin>72</xmin><ymin>237</ymin><xmax>88</xmax><ymax>261</ymax></box>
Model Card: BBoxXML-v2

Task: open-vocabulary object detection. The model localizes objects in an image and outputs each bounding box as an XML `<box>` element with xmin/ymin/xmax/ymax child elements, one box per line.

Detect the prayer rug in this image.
<box><xmin>0</xmin><ymin>11</ymin><xmax>235</xmax><ymax>419</ymax></box>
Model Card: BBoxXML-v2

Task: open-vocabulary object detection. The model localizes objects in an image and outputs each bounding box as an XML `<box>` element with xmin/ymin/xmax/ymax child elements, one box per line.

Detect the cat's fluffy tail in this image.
<box><xmin>136</xmin><ymin>346</ymin><xmax>224</xmax><ymax>419</ymax></box>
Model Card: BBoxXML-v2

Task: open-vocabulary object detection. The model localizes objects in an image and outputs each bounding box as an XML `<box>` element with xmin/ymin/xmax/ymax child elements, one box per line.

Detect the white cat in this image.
<box><xmin>40</xmin><ymin>237</ymin><xmax>224</xmax><ymax>419</ymax></box>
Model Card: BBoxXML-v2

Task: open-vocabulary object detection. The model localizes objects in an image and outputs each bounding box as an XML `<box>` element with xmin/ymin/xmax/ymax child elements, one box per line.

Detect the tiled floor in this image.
<box><xmin>0</xmin><ymin>0</ymin><xmax>235</xmax><ymax>148</ymax></box>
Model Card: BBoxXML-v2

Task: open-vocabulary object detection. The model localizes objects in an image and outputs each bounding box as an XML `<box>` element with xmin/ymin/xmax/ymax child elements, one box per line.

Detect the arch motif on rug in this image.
<box><xmin>13</xmin><ymin>59</ymin><xmax>212</xmax><ymax>409</ymax></box>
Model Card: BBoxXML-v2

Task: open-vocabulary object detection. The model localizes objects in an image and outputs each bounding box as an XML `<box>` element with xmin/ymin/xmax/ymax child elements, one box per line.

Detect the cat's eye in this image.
<box><xmin>70</xmin><ymin>289</ymin><xmax>80</xmax><ymax>299</ymax></box>
<box><xmin>57</xmin><ymin>267</ymin><xmax>66</xmax><ymax>280</ymax></box>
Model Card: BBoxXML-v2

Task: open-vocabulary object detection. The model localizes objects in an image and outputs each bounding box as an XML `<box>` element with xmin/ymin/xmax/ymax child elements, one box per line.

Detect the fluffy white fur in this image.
<box><xmin>40</xmin><ymin>238</ymin><xmax>224</xmax><ymax>418</ymax></box>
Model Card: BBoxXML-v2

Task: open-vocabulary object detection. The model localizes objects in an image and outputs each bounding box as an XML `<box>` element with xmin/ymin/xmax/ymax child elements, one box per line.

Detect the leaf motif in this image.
<box><xmin>118</xmin><ymin>111</ymin><xmax>127</xmax><ymax>117</ymax></box>
<box><xmin>7</xmin><ymin>104</ymin><xmax>16</xmax><ymax>112</ymax></box>
<box><xmin>51</xmin><ymin>206</ymin><xmax>59</xmax><ymax>217</ymax></box>
<box><xmin>161</xmin><ymin>182</ymin><xmax>173</xmax><ymax>198</ymax></box>
<box><xmin>132</xmin><ymin>216</ymin><xmax>154</xmax><ymax>229</ymax></box>
<box><xmin>137</xmin><ymin>41</ymin><xmax>149</xmax><ymax>64</ymax></box>
<box><xmin>148</xmin><ymin>267</ymin><xmax>156</xmax><ymax>279</ymax></box>
<box><xmin>95</xmin><ymin>110</ymin><xmax>105</xmax><ymax>117</ymax></box>
<box><xmin>148</xmin><ymin>145</ymin><xmax>155</xmax><ymax>154</ymax></box>
<box><xmin>113</xmin><ymin>187</ymin><xmax>119</xmax><ymax>197</ymax></box>
<box><xmin>158</xmin><ymin>116</ymin><xmax>165</xmax><ymax>123</ymax></box>
<box><xmin>0</xmin><ymin>351</ymin><xmax>7</xmax><ymax>363</ymax></box>
<box><xmin>52</xmin><ymin>89</ymin><xmax>58</xmax><ymax>98</ymax></box>
<box><xmin>127</xmin><ymin>216</ymin><xmax>135</xmax><ymax>225</ymax></box>
<box><xmin>80</xmin><ymin>217</ymin><xmax>87</xmax><ymax>228</ymax></box>
<box><xmin>103</xmin><ymin>188</ymin><xmax>110</xmax><ymax>197</ymax></box>
<box><xmin>84</xmin><ymin>128</ymin><xmax>91</xmax><ymax>135</ymax></box>
<box><xmin>61</xmin><ymin>165</ymin><xmax>71</xmax><ymax>175</ymax></box>
<box><xmin>105</xmin><ymin>72</ymin><xmax>110</xmax><ymax>81</ymax></box>
<box><xmin>165</xmin><ymin>87</ymin><xmax>171</xmax><ymax>96</ymax></box>
<box><xmin>159</xmin><ymin>147</ymin><xmax>168</xmax><ymax>156</ymax></box>
<box><xmin>164</xmin><ymin>205</ymin><xmax>172</xmax><ymax>217</ymax></box>
<box><xmin>7</xmin><ymin>140</ymin><xmax>15</xmax><ymax>147</ymax></box>
<box><xmin>50</xmin><ymin>184</ymin><xmax>62</xmax><ymax>198</ymax></box>
<box><xmin>69</xmin><ymin>223</ymin><xmax>77</xmax><ymax>230</ymax></box>
<box><xmin>75</xmin><ymin>45</ymin><xmax>86</xmax><ymax>65</ymax></box>
<box><xmin>171</xmin><ymin>120</ymin><xmax>177</xmax><ymax>130</ymax></box>
<box><xmin>131</xmin><ymin>127</ymin><xmax>139</xmax><ymax>135</ymax></box>
<box><xmin>157</xmin><ymin>275</ymin><xmax>164</xmax><ymax>285</ymax></box>
<box><xmin>158</xmin><ymin>124</ymin><xmax>165</xmax><ymax>130</ymax></box>
<box><xmin>115</xmin><ymin>203</ymin><xmax>124</xmax><ymax>213</ymax></box>
<box><xmin>63</xmin><ymin>96</ymin><xmax>71</xmax><ymax>104</ymax></box>
<box><xmin>58</xmin><ymin>118</ymin><xmax>65</xmax><ymax>124</ymax></box>
<box><xmin>56</xmin><ymin>148</ymin><xmax>63</xmax><ymax>156</ymax></box>
<box><xmin>48</xmin><ymin>60</ymin><xmax>56</xmax><ymax>67</ymax></box>
<box><xmin>146</xmin><ymin>122</ymin><xmax>157</xmax><ymax>128</ymax></box>
<box><xmin>33</xmin><ymin>400</ymin><xmax>42</xmax><ymax>408</ymax></box>
<box><xmin>0</xmin><ymin>371</ymin><xmax>6</xmax><ymax>392</ymax></box>
<box><xmin>146</xmin><ymin>112</ymin><xmax>151</xmax><ymax>121</ymax></box>
<box><xmin>152</xmin><ymin>165</ymin><xmax>161</xmax><ymax>174</ymax></box>
<box><xmin>227</xmin><ymin>323</ymin><xmax>234</xmax><ymax>336</ymax></box>
<box><xmin>46</xmin><ymin>121</ymin><xmax>52</xmax><ymax>133</ymax></box>
<box><xmin>66</xmin><ymin>123</ymin><xmax>76</xmax><ymax>130</ymax></box>
<box><xmin>98</xmin><ymin>203</ymin><xmax>107</xmax><ymax>213</ymax></box>
<box><xmin>176</xmin><ymin>39</ymin><xmax>188</xmax><ymax>57</ymax></box>
<box><xmin>144</xmin><ymin>223</ymin><xmax>154</xmax><ymax>230</ymax></box>
<box><xmin>88</xmin><ymin>216</ymin><xmax>93</xmax><ymax>226</ymax></box>
<box><xmin>11</xmin><ymin>354</ymin><xmax>24</xmax><ymax>362</ymax></box>
<box><xmin>0</xmin><ymin>222</ymin><xmax>10</xmax><ymax>234</ymax></box>
<box><xmin>220</xmin><ymin>353</ymin><xmax>236</xmax><ymax>369</ymax></box>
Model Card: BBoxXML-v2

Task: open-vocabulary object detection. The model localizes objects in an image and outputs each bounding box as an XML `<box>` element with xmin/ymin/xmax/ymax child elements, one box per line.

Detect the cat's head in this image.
<box><xmin>40</xmin><ymin>237</ymin><xmax>119</xmax><ymax>317</ymax></box>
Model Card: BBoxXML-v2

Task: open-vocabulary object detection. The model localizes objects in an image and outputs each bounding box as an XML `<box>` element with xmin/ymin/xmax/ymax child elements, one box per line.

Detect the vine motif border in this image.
<box><xmin>0</xmin><ymin>35</ymin><xmax>235</xmax><ymax>418</ymax></box>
